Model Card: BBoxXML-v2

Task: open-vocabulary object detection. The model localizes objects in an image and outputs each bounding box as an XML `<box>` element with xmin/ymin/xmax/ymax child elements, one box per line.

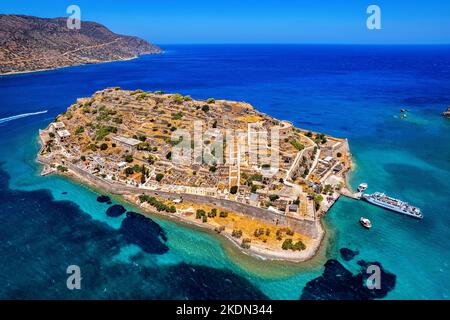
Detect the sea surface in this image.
<box><xmin>0</xmin><ymin>45</ymin><xmax>449</xmax><ymax>299</ymax></box>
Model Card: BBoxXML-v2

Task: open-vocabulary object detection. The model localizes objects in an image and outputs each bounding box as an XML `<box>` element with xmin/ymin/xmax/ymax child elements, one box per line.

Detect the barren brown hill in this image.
<box><xmin>0</xmin><ymin>14</ymin><xmax>161</xmax><ymax>75</ymax></box>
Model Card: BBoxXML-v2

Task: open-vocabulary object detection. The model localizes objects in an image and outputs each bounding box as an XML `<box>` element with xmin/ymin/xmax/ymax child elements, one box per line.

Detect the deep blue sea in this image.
<box><xmin>0</xmin><ymin>45</ymin><xmax>449</xmax><ymax>299</ymax></box>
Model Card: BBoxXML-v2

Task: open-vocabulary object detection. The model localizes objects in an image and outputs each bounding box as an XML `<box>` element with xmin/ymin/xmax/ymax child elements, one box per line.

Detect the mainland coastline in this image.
<box><xmin>36</xmin><ymin>87</ymin><xmax>354</xmax><ymax>262</ymax></box>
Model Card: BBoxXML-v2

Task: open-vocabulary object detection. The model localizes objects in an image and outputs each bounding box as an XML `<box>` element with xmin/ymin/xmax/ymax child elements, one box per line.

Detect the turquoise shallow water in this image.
<box><xmin>0</xmin><ymin>45</ymin><xmax>449</xmax><ymax>299</ymax></box>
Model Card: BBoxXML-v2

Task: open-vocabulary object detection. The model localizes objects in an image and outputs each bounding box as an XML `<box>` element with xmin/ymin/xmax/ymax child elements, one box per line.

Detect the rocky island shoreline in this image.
<box><xmin>442</xmin><ymin>106</ymin><xmax>450</xmax><ymax>118</ymax></box>
<box><xmin>37</xmin><ymin>87</ymin><xmax>353</xmax><ymax>262</ymax></box>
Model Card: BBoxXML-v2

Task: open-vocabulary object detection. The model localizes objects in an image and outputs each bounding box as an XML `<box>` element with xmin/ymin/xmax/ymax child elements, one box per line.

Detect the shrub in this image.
<box><xmin>172</xmin><ymin>112</ymin><xmax>183</xmax><ymax>120</ymax></box>
<box><xmin>269</xmin><ymin>194</ymin><xmax>279</xmax><ymax>202</ymax></box>
<box><xmin>230</xmin><ymin>185</ymin><xmax>238</xmax><ymax>194</ymax></box>
<box><xmin>100</xmin><ymin>143</ymin><xmax>108</xmax><ymax>151</ymax></box>
<box><xmin>219</xmin><ymin>211</ymin><xmax>228</xmax><ymax>218</ymax></box>
<box><xmin>282</xmin><ymin>239</ymin><xmax>293</xmax><ymax>250</ymax></box>
<box><xmin>173</xmin><ymin>93</ymin><xmax>184</xmax><ymax>103</ymax></box>
<box><xmin>155</xmin><ymin>173</ymin><xmax>164</xmax><ymax>182</ymax></box>
<box><xmin>201</xmin><ymin>104</ymin><xmax>210</xmax><ymax>112</ymax></box>
<box><xmin>95</xmin><ymin>125</ymin><xmax>117</xmax><ymax>141</ymax></box>
<box><xmin>337</xmin><ymin>152</ymin><xmax>342</xmax><ymax>158</ymax></box>
<box><xmin>292</xmin><ymin>240</ymin><xmax>306</xmax><ymax>251</ymax></box>
<box><xmin>131</xmin><ymin>89</ymin><xmax>144</xmax><ymax>95</ymax></box>
<box><xmin>124</xmin><ymin>167</ymin><xmax>134</xmax><ymax>176</ymax></box>
<box><xmin>241</xmin><ymin>238</ymin><xmax>251</xmax><ymax>249</ymax></box>
<box><xmin>113</xmin><ymin>117</ymin><xmax>123</xmax><ymax>124</ymax></box>
<box><xmin>232</xmin><ymin>229</ymin><xmax>243</xmax><ymax>239</ymax></box>
<box><xmin>253</xmin><ymin>228</ymin><xmax>265</xmax><ymax>237</ymax></box>
<box><xmin>124</xmin><ymin>154</ymin><xmax>133</xmax><ymax>163</ymax></box>
<box><xmin>56</xmin><ymin>165</ymin><xmax>68</xmax><ymax>172</ymax></box>
<box><xmin>75</xmin><ymin>126</ymin><xmax>84</xmax><ymax>135</ymax></box>
<box><xmin>209</xmin><ymin>208</ymin><xmax>217</xmax><ymax>218</ymax></box>
<box><xmin>196</xmin><ymin>209</ymin><xmax>206</xmax><ymax>219</ymax></box>
<box><xmin>290</xmin><ymin>140</ymin><xmax>305</xmax><ymax>151</ymax></box>
<box><xmin>207</xmin><ymin>98</ymin><xmax>216</xmax><ymax>104</ymax></box>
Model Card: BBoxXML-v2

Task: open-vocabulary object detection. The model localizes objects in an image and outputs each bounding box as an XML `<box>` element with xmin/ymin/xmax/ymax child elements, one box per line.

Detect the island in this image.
<box><xmin>0</xmin><ymin>14</ymin><xmax>161</xmax><ymax>75</ymax></box>
<box><xmin>443</xmin><ymin>106</ymin><xmax>450</xmax><ymax>118</ymax></box>
<box><xmin>37</xmin><ymin>88</ymin><xmax>353</xmax><ymax>262</ymax></box>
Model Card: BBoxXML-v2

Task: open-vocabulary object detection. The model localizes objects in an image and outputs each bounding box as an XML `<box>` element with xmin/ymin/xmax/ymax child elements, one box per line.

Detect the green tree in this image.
<box><xmin>125</xmin><ymin>167</ymin><xmax>134</xmax><ymax>176</ymax></box>
<box><xmin>196</xmin><ymin>209</ymin><xmax>206</xmax><ymax>219</ymax></box>
<box><xmin>293</xmin><ymin>241</ymin><xmax>306</xmax><ymax>251</ymax></box>
<box><xmin>282</xmin><ymin>239</ymin><xmax>293</xmax><ymax>250</ymax></box>
<box><xmin>124</xmin><ymin>154</ymin><xmax>133</xmax><ymax>163</ymax></box>
<box><xmin>269</xmin><ymin>194</ymin><xmax>279</xmax><ymax>202</ymax></box>
<box><xmin>155</xmin><ymin>173</ymin><xmax>164</xmax><ymax>182</ymax></box>
<box><xmin>230</xmin><ymin>185</ymin><xmax>238</xmax><ymax>194</ymax></box>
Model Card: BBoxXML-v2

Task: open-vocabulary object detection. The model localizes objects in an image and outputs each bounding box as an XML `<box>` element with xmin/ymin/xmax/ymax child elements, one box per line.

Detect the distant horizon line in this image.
<box><xmin>154</xmin><ymin>42</ymin><xmax>450</xmax><ymax>46</ymax></box>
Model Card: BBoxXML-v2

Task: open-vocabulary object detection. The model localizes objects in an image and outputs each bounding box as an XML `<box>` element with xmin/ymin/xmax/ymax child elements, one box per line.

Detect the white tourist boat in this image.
<box><xmin>362</xmin><ymin>192</ymin><xmax>423</xmax><ymax>219</ymax></box>
<box><xmin>359</xmin><ymin>217</ymin><xmax>372</xmax><ymax>229</ymax></box>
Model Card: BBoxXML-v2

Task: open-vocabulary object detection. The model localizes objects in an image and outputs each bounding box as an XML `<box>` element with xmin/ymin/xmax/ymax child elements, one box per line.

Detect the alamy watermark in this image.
<box><xmin>67</xmin><ymin>5</ymin><xmax>81</xmax><ymax>30</ymax></box>
<box><xmin>66</xmin><ymin>265</ymin><xmax>82</xmax><ymax>290</ymax></box>
<box><xmin>367</xmin><ymin>4</ymin><xmax>382</xmax><ymax>30</ymax></box>
<box><xmin>366</xmin><ymin>264</ymin><xmax>381</xmax><ymax>290</ymax></box>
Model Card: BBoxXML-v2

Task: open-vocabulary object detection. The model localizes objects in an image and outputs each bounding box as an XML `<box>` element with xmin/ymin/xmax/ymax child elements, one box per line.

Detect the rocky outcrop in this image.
<box><xmin>0</xmin><ymin>14</ymin><xmax>161</xmax><ymax>74</ymax></box>
<box><xmin>442</xmin><ymin>106</ymin><xmax>450</xmax><ymax>118</ymax></box>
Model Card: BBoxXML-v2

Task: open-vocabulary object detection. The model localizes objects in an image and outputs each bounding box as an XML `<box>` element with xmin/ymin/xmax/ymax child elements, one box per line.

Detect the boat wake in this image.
<box><xmin>0</xmin><ymin>110</ymin><xmax>48</xmax><ymax>124</ymax></box>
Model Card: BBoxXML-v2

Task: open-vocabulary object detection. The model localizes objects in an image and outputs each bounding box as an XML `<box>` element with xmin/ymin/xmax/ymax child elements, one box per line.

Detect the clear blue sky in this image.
<box><xmin>1</xmin><ymin>0</ymin><xmax>450</xmax><ymax>44</ymax></box>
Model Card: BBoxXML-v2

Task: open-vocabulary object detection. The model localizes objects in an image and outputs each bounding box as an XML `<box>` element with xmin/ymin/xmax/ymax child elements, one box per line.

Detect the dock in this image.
<box><xmin>339</xmin><ymin>187</ymin><xmax>362</xmax><ymax>200</ymax></box>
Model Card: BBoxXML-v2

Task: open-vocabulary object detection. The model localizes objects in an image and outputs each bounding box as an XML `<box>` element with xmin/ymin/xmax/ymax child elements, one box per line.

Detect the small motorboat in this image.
<box><xmin>360</xmin><ymin>217</ymin><xmax>372</xmax><ymax>229</ymax></box>
<box><xmin>357</xmin><ymin>183</ymin><xmax>368</xmax><ymax>193</ymax></box>
<box><xmin>400</xmin><ymin>114</ymin><xmax>407</xmax><ymax>119</ymax></box>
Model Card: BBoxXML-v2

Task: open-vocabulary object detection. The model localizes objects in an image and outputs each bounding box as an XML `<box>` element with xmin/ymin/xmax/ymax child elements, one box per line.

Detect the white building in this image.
<box><xmin>112</xmin><ymin>136</ymin><xmax>141</xmax><ymax>152</ymax></box>
<box><xmin>56</xmin><ymin>129</ymin><xmax>71</xmax><ymax>141</ymax></box>
<box><xmin>50</xmin><ymin>122</ymin><xmax>66</xmax><ymax>133</ymax></box>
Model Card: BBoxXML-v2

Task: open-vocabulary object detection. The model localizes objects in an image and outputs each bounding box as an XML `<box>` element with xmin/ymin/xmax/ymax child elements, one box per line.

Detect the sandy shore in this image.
<box><xmin>0</xmin><ymin>52</ymin><xmax>162</xmax><ymax>77</ymax></box>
